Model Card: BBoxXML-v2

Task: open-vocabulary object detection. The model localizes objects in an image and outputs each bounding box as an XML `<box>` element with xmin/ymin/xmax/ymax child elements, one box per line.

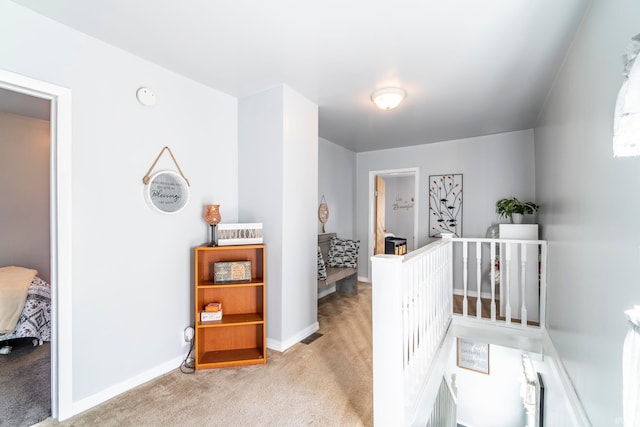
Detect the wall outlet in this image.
<box><xmin>183</xmin><ymin>326</ymin><xmax>194</xmax><ymax>345</ymax></box>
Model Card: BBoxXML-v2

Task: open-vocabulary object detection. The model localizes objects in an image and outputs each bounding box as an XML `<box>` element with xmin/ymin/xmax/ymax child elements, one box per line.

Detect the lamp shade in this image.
<box><xmin>371</xmin><ymin>87</ymin><xmax>407</xmax><ymax>110</ymax></box>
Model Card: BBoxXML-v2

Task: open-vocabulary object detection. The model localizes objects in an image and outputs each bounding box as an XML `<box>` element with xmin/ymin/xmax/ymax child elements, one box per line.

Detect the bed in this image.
<box><xmin>0</xmin><ymin>267</ymin><xmax>51</xmax><ymax>353</ymax></box>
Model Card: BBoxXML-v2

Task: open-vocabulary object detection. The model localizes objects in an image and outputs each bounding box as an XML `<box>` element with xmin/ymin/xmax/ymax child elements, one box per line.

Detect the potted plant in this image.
<box><xmin>496</xmin><ymin>197</ymin><xmax>539</xmax><ymax>224</ymax></box>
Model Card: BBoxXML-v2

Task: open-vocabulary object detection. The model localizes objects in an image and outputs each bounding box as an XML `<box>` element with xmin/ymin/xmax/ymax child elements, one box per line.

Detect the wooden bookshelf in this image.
<box><xmin>194</xmin><ymin>244</ymin><xmax>266</xmax><ymax>369</ymax></box>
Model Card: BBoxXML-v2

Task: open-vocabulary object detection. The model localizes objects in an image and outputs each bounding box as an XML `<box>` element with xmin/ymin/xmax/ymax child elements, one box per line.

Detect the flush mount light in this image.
<box><xmin>371</xmin><ymin>87</ymin><xmax>407</xmax><ymax>110</ymax></box>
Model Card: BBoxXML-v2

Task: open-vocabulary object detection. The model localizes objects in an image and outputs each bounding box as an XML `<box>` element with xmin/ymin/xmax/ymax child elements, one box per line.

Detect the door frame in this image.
<box><xmin>0</xmin><ymin>69</ymin><xmax>73</xmax><ymax>421</ymax></box>
<box><xmin>367</xmin><ymin>167</ymin><xmax>419</xmax><ymax>280</ymax></box>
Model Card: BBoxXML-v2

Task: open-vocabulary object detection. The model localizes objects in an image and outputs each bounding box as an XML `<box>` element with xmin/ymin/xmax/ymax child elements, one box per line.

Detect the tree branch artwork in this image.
<box><xmin>429</xmin><ymin>174</ymin><xmax>463</xmax><ymax>237</ymax></box>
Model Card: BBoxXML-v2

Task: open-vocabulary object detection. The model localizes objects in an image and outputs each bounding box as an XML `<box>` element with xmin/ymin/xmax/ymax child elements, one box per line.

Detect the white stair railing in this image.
<box><xmin>371</xmin><ymin>239</ymin><xmax>453</xmax><ymax>426</ymax></box>
<box><xmin>370</xmin><ymin>236</ymin><xmax>548</xmax><ymax>426</ymax></box>
<box><xmin>447</xmin><ymin>236</ymin><xmax>547</xmax><ymax>329</ymax></box>
<box><xmin>426</xmin><ymin>376</ymin><xmax>457</xmax><ymax>427</ymax></box>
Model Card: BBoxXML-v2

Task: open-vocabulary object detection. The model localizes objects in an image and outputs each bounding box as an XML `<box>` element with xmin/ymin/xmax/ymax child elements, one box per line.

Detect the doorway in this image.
<box><xmin>367</xmin><ymin>168</ymin><xmax>419</xmax><ymax>279</ymax></box>
<box><xmin>0</xmin><ymin>69</ymin><xmax>73</xmax><ymax>421</ymax></box>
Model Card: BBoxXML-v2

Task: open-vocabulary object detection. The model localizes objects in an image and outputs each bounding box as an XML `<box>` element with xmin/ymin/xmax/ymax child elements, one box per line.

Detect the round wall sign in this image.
<box><xmin>144</xmin><ymin>170</ymin><xmax>190</xmax><ymax>214</ymax></box>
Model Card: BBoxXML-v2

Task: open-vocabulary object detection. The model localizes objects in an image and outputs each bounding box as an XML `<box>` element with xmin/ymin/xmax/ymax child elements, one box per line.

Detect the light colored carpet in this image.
<box><xmin>36</xmin><ymin>283</ymin><xmax>373</xmax><ymax>427</ymax></box>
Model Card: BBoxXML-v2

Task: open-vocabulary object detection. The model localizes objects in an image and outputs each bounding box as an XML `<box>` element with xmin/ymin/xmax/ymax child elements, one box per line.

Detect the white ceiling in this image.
<box><xmin>11</xmin><ymin>0</ymin><xmax>589</xmax><ymax>152</ymax></box>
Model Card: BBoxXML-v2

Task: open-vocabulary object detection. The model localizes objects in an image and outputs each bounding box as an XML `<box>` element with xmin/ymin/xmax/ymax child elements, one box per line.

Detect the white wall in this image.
<box><xmin>318</xmin><ymin>137</ymin><xmax>356</xmax><ymax>238</ymax></box>
<box><xmin>0</xmin><ymin>1</ymin><xmax>238</xmax><ymax>410</ymax></box>
<box><xmin>534</xmin><ymin>1</ymin><xmax>640</xmax><ymax>424</ymax></box>
<box><xmin>239</xmin><ymin>85</ymin><xmax>318</xmax><ymax>351</ymax></box>
<box><xmin>0</xmin><ymin>112</ymin><xmax>50</xmax><ymax>282</ymax></box>
<box><xmin>447</xmin><ymin>342</ymin><xmax>526</xmax><ymax>427</ymax></box>
<box><xmin>356</xmin><ymin>130</ymin><xmax>536</xmax><ymax>279</ymax></box>
<box><xmin>384</xmin><ymin>176</ymin><xmax>415</xmax><ymax>249</ymax></box>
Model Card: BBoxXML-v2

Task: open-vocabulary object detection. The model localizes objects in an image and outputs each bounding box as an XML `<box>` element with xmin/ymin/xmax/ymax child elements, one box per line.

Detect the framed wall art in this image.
<box><xmin>429</xmin><ymin>173</ymin><xmax>462</xmax><ymax>237</ymax></box>
<box><xmin>457</xmin><ymin>338</ymin><xmax>490</xmax><ymax>374</ymax></box>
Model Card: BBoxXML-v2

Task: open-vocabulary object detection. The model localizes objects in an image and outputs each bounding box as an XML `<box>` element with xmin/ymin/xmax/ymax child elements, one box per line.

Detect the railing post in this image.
<box><xmin>476</xmin><ymin>241</ymin><xmax>482</xmax><ymax>319</ymax></box>
<box><xmin>371</xmin><ymin>255</ymin><xmax>406</xmax><ymax>426</ymax></box>
<box><xmin>505</xmin><ymin>243</ymin><xmax>512</xmax><ymax>324</ymax></box>
<box><xmin>490</xmin><ymin>241</ymin><xmax>497</xmax><ymax>321</ymax></box>
<box><xmin>539</xmin><ymin>242</ymin><xmax>547</xmax><ymax>329</ymax></box>
<box><xmin>462</xmin><ymin>242</ymin><xmax>468</xmax><ymax>317</ymax></box>
<box><xmin>520</xmin><ymin>244</ymin><xmax>528</xmax><ymax>327</ymax></box>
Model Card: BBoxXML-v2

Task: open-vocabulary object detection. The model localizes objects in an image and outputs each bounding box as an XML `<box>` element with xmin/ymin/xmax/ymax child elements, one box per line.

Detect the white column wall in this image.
<box><xmin>239</xmin><ymin>85</ymin><xmax>318</xmax><ymax>351</ymax></box>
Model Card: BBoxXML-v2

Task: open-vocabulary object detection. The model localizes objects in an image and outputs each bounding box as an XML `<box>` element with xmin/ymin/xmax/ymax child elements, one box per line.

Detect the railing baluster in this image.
<box><xmin>539</xmin><ymin>243</ymin><xmax>547</xmax><ymax>329</ymax></box>
<box><xmin>462</xmin><ymin>242</ymin><xmax>468</xmax><ymax>317</ymax></box>
<box><xmin>505</xmin><ymin>243</ymin><xmax>512</xmax><ymax>324</ymax></box>
<box><xmin>476</xmin><ymin>241</ymin><xmax>482</xmax><ymax>319</ymax></box>
<box><xmin>490</xmin><ymin>241</ymin><xmax>497</xmax><ymax>321</ymax></box>
<box><xmin>520</xmin><ymin>244</ymin><xmax>528</xmax><ymax>327</ymax></box>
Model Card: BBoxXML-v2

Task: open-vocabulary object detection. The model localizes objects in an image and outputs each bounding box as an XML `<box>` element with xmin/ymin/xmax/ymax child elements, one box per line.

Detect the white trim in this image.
<box><xmin>367</xmin><ymin>167</ymin><xmax>419</xmax><ymax>282</ymax></box>
<box><xmin>358</xmin><ymin>276</ymin><xmax>371</xmax><ymax>283</ymax></box>
<box><xmin>0</xmin><ymin>69</ymin><xmax>73</xmax><ymax>421</ymax></box>
<box><xmin>71</xmin><ymin>356</ymin><xmax>183</xmax><ymax>416</ymax></box>
<box><xmin>266</xmin><ymin>321</ymin><xmax>320</xmax><ymax>352</ymax></box>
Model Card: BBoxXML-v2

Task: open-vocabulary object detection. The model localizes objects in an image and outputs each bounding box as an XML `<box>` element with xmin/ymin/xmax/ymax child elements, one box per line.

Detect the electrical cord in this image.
<box><xmin>180</xmin><ymin>327</ymin><xmax>195</xmax><ymax>374</ymax></box>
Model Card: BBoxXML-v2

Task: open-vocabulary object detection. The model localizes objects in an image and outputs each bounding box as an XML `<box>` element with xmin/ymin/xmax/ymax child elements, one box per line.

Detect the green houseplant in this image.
<box><xmin>496</xmin><ymin>197</ymin><xmax>539</xmax><ymax>223</ymax></box>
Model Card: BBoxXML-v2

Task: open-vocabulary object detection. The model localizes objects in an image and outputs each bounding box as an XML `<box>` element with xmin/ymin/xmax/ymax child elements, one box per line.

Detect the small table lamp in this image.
<box><xmin>204</xmin><ymin>204</ymin><xmax>221</xmax><ymax>246</ymax></box>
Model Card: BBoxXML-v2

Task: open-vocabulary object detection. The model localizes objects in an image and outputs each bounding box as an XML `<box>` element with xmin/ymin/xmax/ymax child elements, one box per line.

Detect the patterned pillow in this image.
<box><xmin>317</xmin><ymin>246</ymin><xmax>327</xmax><ymax>281</ymax></box>
<box><xmin>327</xmin><ymin>237</ymin><xmax>360</xmax><ymax>268</ymax></box>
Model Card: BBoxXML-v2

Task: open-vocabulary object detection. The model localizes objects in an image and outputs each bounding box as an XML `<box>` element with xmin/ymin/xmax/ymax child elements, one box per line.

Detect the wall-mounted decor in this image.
<box><xmin>429</xmin><ymin>174</ymin><xmax>462</xmax><ymax>237</ymax></box>
<box><xmin>142</xmin><ymin>146</ymin><xmax>190</xmax><ymax>214</ymax></box>
<box><xmin>392</xmin><ymin>196</ymin><xmax>414</xmax><ymax>211</ymax></box>
<box><xmin>318</xmin><ymin>195</ymin><xmax>329</xmax><ymax>233</ymax></box>
<box><xmin>144</xmin><ymin>171</ymin><xmax>189</xmax><ymax>214</ymax></box>
<box><xmin>217</xmin><ymin>223</ymin><xmax>263</xmax><ymax>246</ymax></box>
<box><xmin>457</xmin><ymin>338</ymin><xmax>490</xmax><ymax>374</ymax></box>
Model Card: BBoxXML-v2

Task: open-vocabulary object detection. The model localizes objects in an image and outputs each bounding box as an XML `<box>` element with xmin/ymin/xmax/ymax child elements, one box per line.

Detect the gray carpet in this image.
<box><xmin>0</xmin><ymin>338</ymin><xmax>51</xmax><ymax>427</ymax></box>
<box><xmin>36</xmin><ymin>283</ymin><xmax>373</xmax><ymax>426</ymax></box>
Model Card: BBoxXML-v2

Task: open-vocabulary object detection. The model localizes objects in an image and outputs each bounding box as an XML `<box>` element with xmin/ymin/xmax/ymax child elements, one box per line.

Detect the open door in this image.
<box><xmin>374</xmin><ymin>175</ymin><xmax>386</xmax><ymax>255</ymax></box>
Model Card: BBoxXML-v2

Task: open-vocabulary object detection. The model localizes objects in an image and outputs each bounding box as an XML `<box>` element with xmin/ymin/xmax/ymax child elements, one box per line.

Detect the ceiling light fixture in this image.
<box><xmin>371</xmin><ymin>87</ymin><xmax>407</xmax><ymax>110</ymax></box>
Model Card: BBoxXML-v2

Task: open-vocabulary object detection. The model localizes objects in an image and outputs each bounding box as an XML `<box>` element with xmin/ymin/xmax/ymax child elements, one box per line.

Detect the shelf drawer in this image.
<box><xmin>195</xmin><ymin>246</ymin><xmax>264</xmax><ymax>284</ymax></box>
<box><xmin>196</xmin><ymin>323</ymin><xmax>264</xmax><ymax>354</ymax></box>
<box><xmin>197</xmin><ymin>348</ymin><xmax>266</xmax><ymax>368</ymax></box>
<box><xmin>196</xmin><ymin>286</ymin><xmax>264</xmax><ymax>316</ymax></box>
<box><xmin>198</xmin><ymin>312</ymin><xmax>263</xmax><ymax>327</ymax></box>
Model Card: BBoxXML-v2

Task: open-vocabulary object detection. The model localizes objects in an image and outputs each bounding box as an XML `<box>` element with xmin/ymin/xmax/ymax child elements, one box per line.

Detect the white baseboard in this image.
<box><xmin>358</xmin><ymin>276</ymin><xmax>371</xmax><ymax>283</ymax></box>
<box><xmin>266</xmin><ymin>321</ymin><xmax>320</xmax><ymax>352</ymax></box>
<box><xmin>71</xmin><ymin>354</ymin><xmax>183</xmax><ymax>417</ymax></box>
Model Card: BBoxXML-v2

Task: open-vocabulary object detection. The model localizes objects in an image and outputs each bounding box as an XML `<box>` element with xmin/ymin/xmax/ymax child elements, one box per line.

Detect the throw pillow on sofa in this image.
<box><xmin>327</xmin><ymin>237</ymin><xmax>359</xmax><ymax>268</ymax></box>
<box><xmin>317</xmin><ymin>246</ymin><xmax>327</xmax><ymax>281</ymax></box>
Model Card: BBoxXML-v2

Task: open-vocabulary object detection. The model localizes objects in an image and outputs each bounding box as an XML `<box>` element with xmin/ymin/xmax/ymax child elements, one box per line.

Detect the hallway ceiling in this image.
<box><xmin>12</xmin><ymin>0</ymin><xmax>589</xmax><ymax>152</ymax></box>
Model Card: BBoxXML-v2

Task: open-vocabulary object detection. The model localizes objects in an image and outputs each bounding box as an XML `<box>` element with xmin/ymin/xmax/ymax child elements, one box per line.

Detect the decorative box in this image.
<box><xmin>213</xmin><ymin>261</ymin><xmax>252</xmax><ymax>283</ymax></box>
<box><xmin>217</xmin><ymin>223</ymin><xmax>263</xmax><ymax>246</ymax></box>
<box><xmin>201</xmin><ymin>310</ymin><xmax>222</xmax><ymax>322</ymax></box>
<box><xmin>204</xmin><ymin>302</ymin><xmax>222</xmax><ymax>312</ymax></box>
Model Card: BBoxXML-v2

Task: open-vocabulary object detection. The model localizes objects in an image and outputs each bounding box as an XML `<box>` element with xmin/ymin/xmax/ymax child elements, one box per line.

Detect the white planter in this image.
<box><xmin>511</xmin><ymin>213</ymin><xmax>524</xmax><ymax>224</ymax></box>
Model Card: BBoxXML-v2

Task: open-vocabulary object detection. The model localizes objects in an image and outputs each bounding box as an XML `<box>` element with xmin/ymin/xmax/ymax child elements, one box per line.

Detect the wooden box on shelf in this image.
<box><xmin>194</xmin><ymin>244</ymin><xmax>266</xmax><ymax>369</ymax></box>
